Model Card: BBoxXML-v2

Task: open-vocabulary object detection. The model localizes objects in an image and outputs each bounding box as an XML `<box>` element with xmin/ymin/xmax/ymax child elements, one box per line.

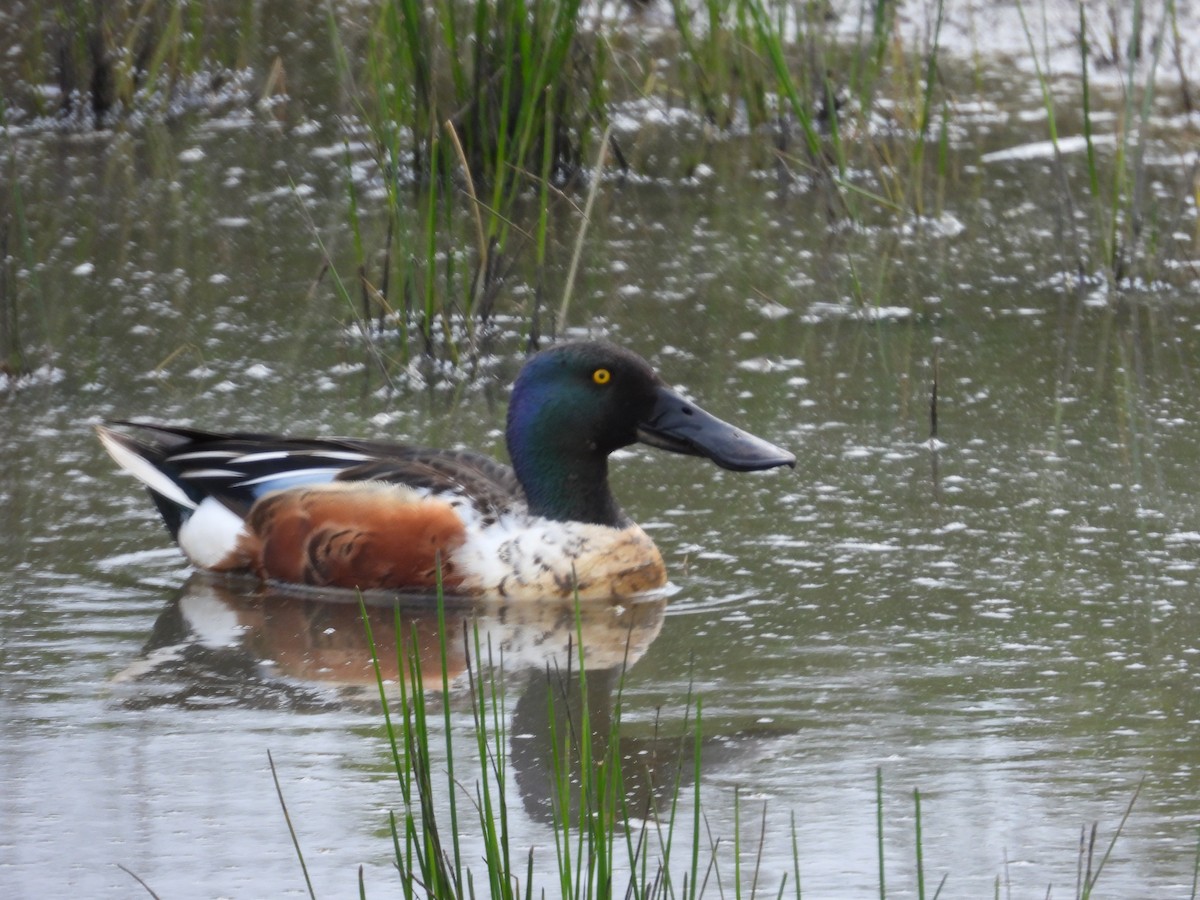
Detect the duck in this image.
<box><xmin>97</xmin><ymin>341</ymin><xmax>795</xmax><ymax>600</ymax></box>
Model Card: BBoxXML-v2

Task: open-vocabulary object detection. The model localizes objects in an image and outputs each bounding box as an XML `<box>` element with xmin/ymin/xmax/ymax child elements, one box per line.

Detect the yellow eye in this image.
<box><xmin>592</xmin><ymin>368</ymin><xmax>611</xmax><ymax>385</ymax></box>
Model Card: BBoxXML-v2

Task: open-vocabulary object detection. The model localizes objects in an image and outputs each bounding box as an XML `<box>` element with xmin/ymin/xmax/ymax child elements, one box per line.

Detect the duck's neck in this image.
<box><xmin>512</xmin><ymin>449</ymin><xmax>626</xmax><ymax>527</ymax></box>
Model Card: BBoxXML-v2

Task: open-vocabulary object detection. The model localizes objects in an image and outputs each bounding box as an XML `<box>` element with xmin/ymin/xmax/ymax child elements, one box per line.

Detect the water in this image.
<box><xmin>4</xmin><ymin>6</ymin><xmax>1200</xmax><ymax>897</ymax></box>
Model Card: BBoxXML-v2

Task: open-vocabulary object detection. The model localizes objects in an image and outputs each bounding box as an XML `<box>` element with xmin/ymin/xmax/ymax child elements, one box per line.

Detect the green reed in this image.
<box><xmin>341</xmin><ymin>0</ymin><xmax>607</xmax><ymax>357</ymax></box>
<box><xmin>740</xmin><ymin>0</ymin><xmax>955</xmax><ymax>229</ymax></box>
<box><xmin>321</xmin><ymin>586</ymin><xmax>795</xmax><ymax>898</ymax></box>
<box><xmin>30</xmin><ymin>0</ymin><xmax>254</xmax><ymax>127</ymax></box>
<box><xmin>1084</xmin><ymin>0</ymin><xmax>1172</xmax><ymax>287</ymax></box>
<box><xmin>668</xmin><ymin>0</ymin><xmax>772</xmax><ymax>131</ymax></box>
<box><xmin>333</xmin><ymin>0</ymin><xmax>971</xmax><ymax>358</ymax></box>
<box><xmin>876</xmin><ymin>767</ymin><xmax>886</xmax><ymax>899</ymax></box>
<box><xmin>1191</xmin><ymin>823</ymin><xmax>1200</xmax><ymax>900</ymax></box>
<box><xmin>259</xmin><ymin>586</ymin><xmax>1168</xmax><ymax>898</ymax></box>
<box><xmin>750</xmin><ymin>4</ymin><xmax>833</xmax><ymax>175</ymax></box>
<box><xmin>1077</xmin><ymin>778</ymin><xmax>1143</xmax><ymax>900</ymax></box>
<box><xmin>269</xmin><ymin>748</ymin><xmax>318</xmax><ymax>900</ymax></box>
<box><xmin>1</xmin><ymin>112</ymin><xmax>36</xmax><ymax>380</ymax></box>
<box><xmin>1018</xmin><ymin>0</ymin><xmax>1182</xmax><ymax>291</ymax></box>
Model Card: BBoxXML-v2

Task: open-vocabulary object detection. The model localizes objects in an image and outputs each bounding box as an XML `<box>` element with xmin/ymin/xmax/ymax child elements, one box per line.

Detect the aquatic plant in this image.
<box><xmin>667</xmin><ymin>0</ymin><xmax>773</xmax><ymax>132</ymax></box>
<box><xmin>340</xmin><ymin>588</ymin><xmax>807</xmax><ymax>898</ymax></box>
<box><xmin>24</xmin><ymin>0</ymin><xmax>253</xmax><ymax>127</ymax></box>
<box><xmin>330</xmin><ymin>0</ymin><xmax>970</xmax><ymax>360</ymax></box>
<box><xmin>259</xmin><ymin>584</ymin><xmax>1160</xmax><ymax>898</ymax></box>
<box><xmin>729</xmin><ymin>0</ymin><xmax>953</xmax><ymax>224</ymax></box>
<box><xmin>329</xmin><ymin>0</ymin><xmax>609</xmax><ymax>357</ymax></box>
<box><xmin>364</xmin><ymin>597</ymin><xmax>697</xmax><ymax>897</ymax></box>
<box><xmin>1017</xmin><ymin>0</ymin><xmax>1190</xmax><ymax>291</ymax></box>
<box><xmin>1076</xmin><ymin>0</ymin><xmax>1179</xmax><ymax>289</ymax></box>
<box><xmin>1</xmin><ymin>111</ymin><xmax>34</xmax><ymax>381</ymax></box>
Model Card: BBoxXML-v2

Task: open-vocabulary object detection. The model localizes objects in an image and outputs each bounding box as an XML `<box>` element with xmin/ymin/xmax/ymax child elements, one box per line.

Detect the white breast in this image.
<box><xmin>451</xmin><ymin>514</ymin><xmax>668</xmax><ymax>600</ymax></box>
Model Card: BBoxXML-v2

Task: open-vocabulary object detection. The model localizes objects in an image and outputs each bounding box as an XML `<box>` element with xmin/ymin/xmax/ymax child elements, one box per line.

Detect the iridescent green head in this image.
<box><xmin>505</xmin><ymin>341</ymin><xmax>794</xmax><ymax>525</ymax></box>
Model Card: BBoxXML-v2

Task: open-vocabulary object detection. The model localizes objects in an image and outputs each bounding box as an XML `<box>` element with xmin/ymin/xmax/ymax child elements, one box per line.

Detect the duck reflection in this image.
<box><xmin>119</xmin><ymin>573</ymin><xmax>666</xmax><ymax>702</ymax></box>
<box><xmin>119</xmin><ymin>574</ymin><xmax>777</xmax><ymax>824</ymax></box>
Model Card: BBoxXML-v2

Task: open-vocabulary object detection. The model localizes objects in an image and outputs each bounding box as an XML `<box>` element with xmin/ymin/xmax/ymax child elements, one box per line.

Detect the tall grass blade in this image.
<box><xmin>876</xmin><ymin>767</ymin><xmax>886</xmax><ymax>900</ymax></box>
<box><xmin>750</xmin><ymin>799</ymin><xmax>768</xmax><ymax>898</ymax></box>
<box><xmin>914</xmin><ymin>787</ymin><xmax>925</xmax><ymax>900</ymax></box>
<box><xmin>268</xmin><ymin>749</ymin><xmax>317</xmax><ymax>900</ymax></box>
<box><xmin>734</xmin><ymin>785</ymin><xmax>742</xmax><ymax>897</ymax></box>
<box><xmin>557</xmin><ymin>123</ymin><xmax>611</xmax><ymax>332</ymax></box>
<box><xmin>1015</xmin><ymin>0</ymin><xmax>1088</xmax><ymax>279</ymax></box>
<box><xmin>1080</xmin><ymin>777</ymin><xmax>1144</xmax><ymax>898</ymax></box>
<box><xmin>749</xmin><ymin>4</ymin><xmax>826</xmax><ymax>169</ymax></box>
<box><xmin>433</xmin><ymin>561</ymin><xmax>465</xmax><ymax>891</ymax></box>
<box><xmin>909</xmin><ymin>0</ymin><xmax>946</xmax><ymax>216</ymax></box>
<box><xmin>1190</xmin><ymin>822</ymin><xmax>1200</xmax><ymax>900</ymax></box>
<box><xmin>791</xmin><ymin>810</ymin><xmax>802</xmax><ymax>899</ymax></box>
<box><xmin>690</xmin><ymin>695</ymin><xmax>704</xmax><ymax>900</ymax></box>
<box><xmin>116</xmin><ymin>863</ymin><xmax>162</xmax><ymax>900</ymax></box>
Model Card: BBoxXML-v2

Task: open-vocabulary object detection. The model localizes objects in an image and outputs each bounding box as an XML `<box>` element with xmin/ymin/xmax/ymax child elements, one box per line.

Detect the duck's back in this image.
<box><xmin>99</xmin><ymin>424</ymin><xmax>519</xmax><ymax>590</ymax></box>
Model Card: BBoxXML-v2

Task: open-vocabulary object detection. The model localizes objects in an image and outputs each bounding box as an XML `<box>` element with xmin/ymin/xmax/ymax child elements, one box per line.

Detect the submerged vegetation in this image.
<box><xmin>4</xmin><ymin>0</ymin><xmax>1194</xmax><ymax>368</ymax></box>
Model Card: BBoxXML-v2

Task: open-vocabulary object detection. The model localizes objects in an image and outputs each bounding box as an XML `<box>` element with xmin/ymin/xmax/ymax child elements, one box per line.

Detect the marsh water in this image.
<box><xmin>4</xmin><ymin>6</ymin><xmax>1200</xmax><ymax>899</ymax></box>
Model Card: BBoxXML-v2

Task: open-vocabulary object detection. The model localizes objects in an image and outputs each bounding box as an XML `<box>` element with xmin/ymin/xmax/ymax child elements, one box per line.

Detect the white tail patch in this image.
<box><xmin>96</xmin><ymin>426</ymin><xmax>198</xmax><ymax>511</ymax></box>
<box><xmin>178</xmin><ymin>497</ymin><xmax>248</xmax><ymax>568</ymax></box>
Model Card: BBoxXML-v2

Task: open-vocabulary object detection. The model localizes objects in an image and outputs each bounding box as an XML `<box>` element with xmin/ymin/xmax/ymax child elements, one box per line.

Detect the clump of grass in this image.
<box><xmin>331</xmin><ymin>0</ymin><xmax>609</xmax><ymax>359</ymax></box>
<box><xmin>1018</xmin><ymin>0</ymin><xmax>1189</xmax><ymax>292</ymax></box>
<box><xmin>648</xmin><ymin>0</ymin><xmax>851</xmax><ymax>203</ymax></box>
<box><xmin>701</xmin><ymin>0</ymin><xmax>954</xmax><ymax>223</ymax></box>
<box><xmin>338</xmin><ymin>587</ymin><xmax>806</xmax><ymax>898</ymax></box>
<box><xmin>333</xmin><ymin>0</ymin><xmax>969</xmax><ymax>359</ymax></box>
<box><xmin>1</xmin><ymin>114</ymin><xmax>37</xmax><ymax>383</ymax></box>
<box><xmin>1076</xmin><ymin>0</ymin><xmax>1173</xmax><ymax>288</ymax></box>
<box><xmin>260</xmin><ymin>587</ymin><xmax>1172</xmax><ymax>898</ymax></box>
<box><xmin>17</xmin><ymin>1</ymin><xmax>254</xmax><ymax>128</ymax></box>
<box><xmin>667</xmin><ymin>0</ymin><xmax>774</xmax><ymax>131</ymax></box>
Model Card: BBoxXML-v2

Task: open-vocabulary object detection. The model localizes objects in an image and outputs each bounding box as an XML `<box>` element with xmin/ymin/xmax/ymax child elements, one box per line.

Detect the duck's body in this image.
<box><xmin>98</xmin><ymin>342</ymin><xmax>794</xmax><ymax>599</ymax></box>
<box><xmin>98</xmin><ymin>425</ymin><xmax>667</xmax><ymax>599</ymax></box>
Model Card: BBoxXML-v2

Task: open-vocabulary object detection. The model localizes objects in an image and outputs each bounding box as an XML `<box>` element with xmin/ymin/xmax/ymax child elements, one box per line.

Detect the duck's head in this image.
<box><xmin>506</xmin><ymin>341</ymin><xmax>795</xmax><ymax>525</ymax></box>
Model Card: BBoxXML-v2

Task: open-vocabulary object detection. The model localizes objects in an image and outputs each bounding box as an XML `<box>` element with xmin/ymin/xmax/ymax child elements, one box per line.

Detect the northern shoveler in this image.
<box><xmin>97</xmin><ymin>341</ymin><xmax>794</xmax><ymax>599</ymax></box>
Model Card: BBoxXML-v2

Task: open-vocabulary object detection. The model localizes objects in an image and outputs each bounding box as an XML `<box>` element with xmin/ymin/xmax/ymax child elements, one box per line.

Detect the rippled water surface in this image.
<box><xmin>4</xmin><ymin>6</ymin><xmax>1200</xmax><ymax>897</ymax></box>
